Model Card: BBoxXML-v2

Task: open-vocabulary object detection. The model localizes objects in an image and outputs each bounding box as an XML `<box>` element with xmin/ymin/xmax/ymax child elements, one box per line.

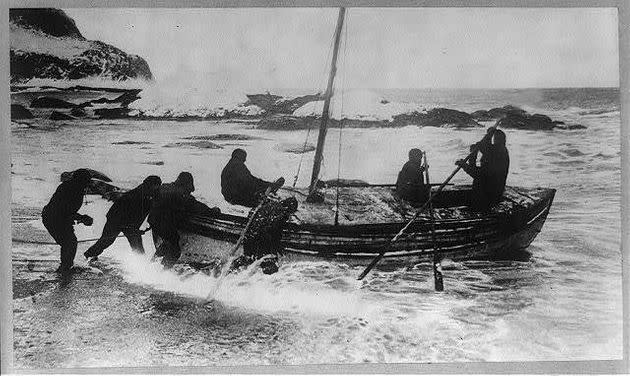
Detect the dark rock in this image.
<box><xmin>245</xmin><ymin>92</ymin><xmax>324</xmax><ymax>114</ymax></box>
<box><xmin>164</xmin><ymin>141</ymin><xmax>223</xmax><ymax>149</ymax></box>
<box><xmin>182</xmin><ymin>134</ymin><xmax>265</xmax><ymax>141</ymax></box>
<box><xmin>90</xmin><ymin>97</ymin><xmax>113</xmax><ymax>104</ymax></box>
<box><xmin>10</xmin><ymin>9</ymin><xmax>83</xmax><ymax>39</ymax></box>
<box><xmin>393</xmin><ymin>108</ymin><xmax>480</xmax><ymax>128</ymax></box>
<box><xmin>496</xmin><ymin>113</ymin><xmax>556</xmax><ymax>130</ymax></box>
<box><xmin>554</xmin><ymin>123</ymin><xmax>587</xmax><ymax>130</ymax></box>
<box><xmin>257</xmin><ymin>115</ymin><xmax>315</xmax><ymax>130</ymax></box>
<box><xmin>244</xmin><ymin>93</ymin><xmax>282</xmax><ymax>112</ymax></box>
<box><xmin>31</xmin><ymin>96</ymin><xmax>75</xmax><ymax>108</ymax></box>
<box><xmin>275</xmin><ymin>142</ymin><xmax>316</xmax><ymax>154</ymax></box>
<box><xmin>487</xmin><ymin>105</ymin><xmax>528</xmax><ymax>119</ymax></box>
<box><xmin>112</xmin><ymin>89</ymin><xmax>142</xmax><ymax>107</ymax></box>
<box><xmin>11</xmin><ymin>104</ymin><xmax>33</xmax><ymax>120</ymax></box>
<box><xmin>70</xmin><ymin>107</ymin><xmax>87</xmax><ymax>117</ymax></box>
<box><xmin>93</xmin><ymin>107</ymin><xmax>130</xmax><ymax>119</ymax></box>
<box><xmin>82</xmin><ymin>90</ymin><xmax>142</xmax><ymax>108</ymax></box>
<box><xmin>273</xmin><ymin>93</ymin><xmax>324</xmax><ymax>114</ymax></box>
<box><xmin>49</xmin><ymin>111</ymin><xmax>74</xmax><ymax>121</ymax></box>
<box><xmin>470</xmin><ymin>110</ymin><xmax>493</xmax><ymax>121</ymax></box>
<box><xmin>111</xmin><ymin>140</ymin><xmax>152</xmax><ymax>145</ymax></box>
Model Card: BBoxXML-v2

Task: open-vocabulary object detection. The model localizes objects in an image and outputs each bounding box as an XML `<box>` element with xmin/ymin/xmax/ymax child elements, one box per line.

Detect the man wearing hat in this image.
<box><xmin>42</xmin><ymin>168</ymin><xmax>94</xmax><ymax>273</ymax></box>
<box><xmin>148</xmin><ymin>172</ymin><xmax>220</xmax><ymax>267</ymax></box>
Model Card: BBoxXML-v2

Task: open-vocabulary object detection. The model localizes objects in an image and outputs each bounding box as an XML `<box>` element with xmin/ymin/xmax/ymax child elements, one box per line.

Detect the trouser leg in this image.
<box><xmin>84</xmin><ymin>220</ymin><xmax>120</xmax><ymax>258</ymax></box>
<box><xmin>59</xmin><ymin>226</ymin><xmax>78</xmax><ymax>270</ymax></box>
<box><xmin>161</xmin><ymin>230</ymin><xmax>181</xmax><ymax>267</ymax></box>
<box><xmin>123</xmin><ymin>231</ymin><xmax>145</xmax><ymax>254</ymax></box>
<box><xmin>151</xmin><ymin>223</ymin><xmax>180</xmax><ymax>264</ymax></box>
<box><xmin>43</xmin><ymin>214</ymin><xmax>76</xmax><ymax>270</ymax></box>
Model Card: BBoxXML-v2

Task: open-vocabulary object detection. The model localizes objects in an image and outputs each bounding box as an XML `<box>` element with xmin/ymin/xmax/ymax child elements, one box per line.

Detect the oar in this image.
<box><xmin>357</xmin><ymin>125</ymin><xmax>498</xmax><ymax>281</ymax></box>
<box><xmin>424</xmin><ymin>152</ymin><xmax>444</xmax><ymax>291</ymax></box>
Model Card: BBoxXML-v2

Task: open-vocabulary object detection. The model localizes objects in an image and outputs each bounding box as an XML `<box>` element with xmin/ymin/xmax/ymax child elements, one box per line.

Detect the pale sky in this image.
<box><xmin>65</xmin><ymin>7</ymin><xmax>619</xmax><ymax>89</ymax></box>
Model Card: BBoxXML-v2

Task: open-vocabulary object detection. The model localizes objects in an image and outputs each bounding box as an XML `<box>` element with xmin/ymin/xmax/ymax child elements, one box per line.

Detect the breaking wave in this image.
<box><xmin>293</xmin><ymin>89</ymin><xmax>425</xmax><ymax>122</ymax></box>
<box><xmin>128</xmin><ymin>75</ymin><xmax>264</xmax><ymax>118</ymax></box>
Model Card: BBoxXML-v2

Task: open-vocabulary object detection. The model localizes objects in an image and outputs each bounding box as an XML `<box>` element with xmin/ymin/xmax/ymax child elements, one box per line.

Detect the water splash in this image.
<box><xmin>108</xmin><ymin>247</ymin><xmax>379</xmax><ymax>318</ymax></box>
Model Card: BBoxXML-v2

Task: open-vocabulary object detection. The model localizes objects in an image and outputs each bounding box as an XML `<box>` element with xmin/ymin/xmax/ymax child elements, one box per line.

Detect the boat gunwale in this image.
<box><xmin>185</xmin><ymin>186</ymin><xmax>556</xmax><ymax>233</ymax></box>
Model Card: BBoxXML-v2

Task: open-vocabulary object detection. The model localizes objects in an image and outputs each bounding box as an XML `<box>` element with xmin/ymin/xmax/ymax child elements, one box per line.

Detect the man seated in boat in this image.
<box><xmin>148</xmin><ymin>172</ymin><xmax>221</xmax><ymax>267</ymax></box>
<box><xmin>221</xmin><ymin>148</ymin><xmax>285</xmax><ymax>207</ymax></box>
<box><xmin>84</xmin><ymin>175</ymin><xmax>162</xmax><ymax>260</ymax></box>
<box><xmin>456</xmin><ymin>129</ymin><xmax>510</xmax><ymax>209</ymax></box>
<box><xmin>395</xmin><ymin>148</ymin><xmax>429</xmax><ymax>206</ymax></box>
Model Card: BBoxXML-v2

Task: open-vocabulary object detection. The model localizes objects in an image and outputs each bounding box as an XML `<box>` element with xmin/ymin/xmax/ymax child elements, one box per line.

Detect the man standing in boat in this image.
<box><xmin>148</xmin><ymin>172</ymin><xmax>220</xmax><ymax>267</ymax></box>
<box><xmin>456</xmin><ymin>129</ymin><xmax>510</xmax><ymax>209</ymax></box>
<box><xmin>221</xmin><ymin>148</ymin><xmax>285</xmax><ymax>207</ymax></box>
<box><xmin>83</xmin><ymin>175</ymin><xmax>162</xmax><ymax>260</ymax></box>
<box><xmin>41</xmin><ymin>168</ymin><xmax>94</xmax><ymax>273</ymax></box>
<box><xmin>396</xmin><ymin>148</ymin><xmax>429</xmax><ymax>206</ymax></box>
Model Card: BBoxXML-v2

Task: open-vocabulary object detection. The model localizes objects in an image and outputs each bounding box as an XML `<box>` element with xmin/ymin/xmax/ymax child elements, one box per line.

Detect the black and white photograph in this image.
<box><xmin>3</xmin><ymin>2</ymin><xmax>627</xmax><ymax>372</ymax></box>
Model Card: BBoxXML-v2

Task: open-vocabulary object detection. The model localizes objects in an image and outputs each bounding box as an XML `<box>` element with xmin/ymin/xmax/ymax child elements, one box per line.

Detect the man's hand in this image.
<box><xmin>455</xmin><ymin>159</ymin><xmax>466</xmax><ymax>167</ymax></box>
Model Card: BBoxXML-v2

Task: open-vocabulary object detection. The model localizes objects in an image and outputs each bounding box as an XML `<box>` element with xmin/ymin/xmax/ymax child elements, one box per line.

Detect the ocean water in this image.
<box><xmin>10</xmin><ymin>87</ymin><xmax>622</xmax><ymax>367</ymax></box>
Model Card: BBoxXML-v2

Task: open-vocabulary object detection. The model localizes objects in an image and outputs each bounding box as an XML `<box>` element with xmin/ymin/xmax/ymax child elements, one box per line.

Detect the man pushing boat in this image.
<box><xmin>148</xmin><ymin>172</ymin><xmax>221</xmax><ymax>267</ymax></box>
<box><xmin>84</xmin><ymin>175</ymin><xmax>162</xmax><ymax>260</ymax></box>
<box><xmin>42</xmin><ymin>169</ymin><xmax>93</xmax><ymax>273</ymax></box>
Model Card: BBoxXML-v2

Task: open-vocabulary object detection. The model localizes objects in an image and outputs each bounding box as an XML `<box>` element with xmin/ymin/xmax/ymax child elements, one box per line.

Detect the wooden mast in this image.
<box><xmin>308</xmin><ymin>7</ymin><xmax>346</xmax><ymax>195</ymax></box>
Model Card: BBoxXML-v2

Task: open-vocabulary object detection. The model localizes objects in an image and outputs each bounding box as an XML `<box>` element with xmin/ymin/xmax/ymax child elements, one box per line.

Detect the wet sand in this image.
<box><xmin>12</xmin><ymin>256</ymin><xmax>301</xmax><ymax>368</ymax></box>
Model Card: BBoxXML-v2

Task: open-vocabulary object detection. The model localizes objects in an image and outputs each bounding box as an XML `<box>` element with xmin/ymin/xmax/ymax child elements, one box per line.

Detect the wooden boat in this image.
<box><xmin>154</xmin><ymin>8</ymin><xmax>555</xmax><ymax>269</ymax></box>
<box><xmin>165</xmin><ymin>183</ymin><xmax>555</xmax><ymax>266</ymax></box>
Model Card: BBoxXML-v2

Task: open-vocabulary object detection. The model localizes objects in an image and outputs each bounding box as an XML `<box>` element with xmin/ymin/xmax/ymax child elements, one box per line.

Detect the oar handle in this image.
<box><xmin>357</xmin><ymin>125</ymin><xmax>499</xmax><ymax>281</ymax></box>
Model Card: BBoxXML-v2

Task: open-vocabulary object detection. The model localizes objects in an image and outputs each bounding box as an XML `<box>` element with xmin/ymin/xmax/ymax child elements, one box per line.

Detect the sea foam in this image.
<box><xmin>293</xmin><ymin>89</ymin><xmax>425</xmax><ymax>122</ymax></box>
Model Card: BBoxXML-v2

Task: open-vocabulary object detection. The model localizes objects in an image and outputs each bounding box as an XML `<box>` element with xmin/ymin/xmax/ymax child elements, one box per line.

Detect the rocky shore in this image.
<box><xmin>11</xmin><ymin>86</ymin><xmax>586</xmax><ymax>131</ymax></box>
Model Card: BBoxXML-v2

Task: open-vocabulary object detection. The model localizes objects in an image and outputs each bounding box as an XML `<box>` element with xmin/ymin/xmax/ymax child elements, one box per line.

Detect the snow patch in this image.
<box><xmin>10</xmin><ymin>22</ymin><xmax>91</xmax><ymax>59</ymax></box>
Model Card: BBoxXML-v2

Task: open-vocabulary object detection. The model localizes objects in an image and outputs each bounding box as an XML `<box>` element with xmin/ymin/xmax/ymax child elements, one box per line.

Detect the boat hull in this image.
<box><xmin>159</xmin><ymin>185</ymin><xmax>555</xmax><ymax>265</ymax></box>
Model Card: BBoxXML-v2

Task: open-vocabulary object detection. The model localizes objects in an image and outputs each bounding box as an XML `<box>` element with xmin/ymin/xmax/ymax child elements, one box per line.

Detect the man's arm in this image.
<box><xmin>239</xmin><ymin>164</ymin><xmax>272</xmax><ymax>191</ymax></box>
<box><xmin>456</xmin><ymin>159</ymin><xmax>480</xmax><ymax>179</ymax></box>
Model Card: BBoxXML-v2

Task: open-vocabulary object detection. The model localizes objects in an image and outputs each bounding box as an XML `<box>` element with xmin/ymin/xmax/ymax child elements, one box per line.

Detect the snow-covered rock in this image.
<box><xmin>10</xmin><ymin>8</ymin><xmax>152</xmax><ymax>84</ymax></box>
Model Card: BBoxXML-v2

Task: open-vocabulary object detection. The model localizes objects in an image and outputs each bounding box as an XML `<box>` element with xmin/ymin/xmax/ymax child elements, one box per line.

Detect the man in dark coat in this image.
<box><xmin>396</xmin><ymin>148</ymin><xmax>429</xmax><ymax>205</ymax></box>
<box><xmin>148</xmin><ymin>172</ymin><xmax>220</xmax><ymax>267</ymax></box>
<box><xmin>83</xmin><ymin>175</ymin><xmax>162</xmax><ymax>260</ymax></box>
<box><xmin>221</xmin><ymin>149</ymin><xmax>284</xmax><ymax>207</ymax></box>
<box><xmin>42</xmin><ymin>169</ymin><xmax>93</xmax><ymax>273</ymax></box>
<box><xmin>457</xmin><ymin>129</ymin><xmax>510</xmax><ymax>209</ymax></box>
